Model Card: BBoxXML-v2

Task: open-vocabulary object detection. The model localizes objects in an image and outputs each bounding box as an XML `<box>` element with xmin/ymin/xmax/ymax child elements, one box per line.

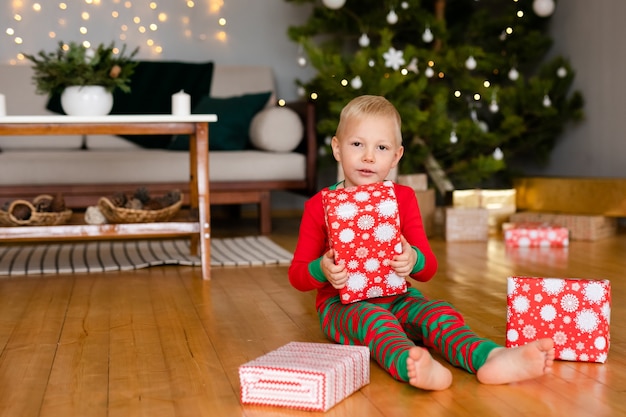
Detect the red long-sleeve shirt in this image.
<box><xmin>288</xmin><ymin>182</ymin><xmax>438</xmax><ymax>310</ymax></box>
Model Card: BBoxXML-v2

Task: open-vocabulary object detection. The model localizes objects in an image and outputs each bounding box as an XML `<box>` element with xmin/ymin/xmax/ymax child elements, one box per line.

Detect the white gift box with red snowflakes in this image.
<box><xmin>503</xmin><ymin>222</ymin><xmax>569</xmax><ymax>247</ymax></box>
<box><xmin>506</xmin><ymin>276</ymin><xmax>611</xmax><ymax>363</ymax></box>
<box><xmin>322</xmin><ymin>180</ymin><xmax>406</xmax><ymax>304</ymax></box>
<box><xmin>239</xmin><ymin>342</ymin><xmax>370</xmax><ymax>412</ymax></box>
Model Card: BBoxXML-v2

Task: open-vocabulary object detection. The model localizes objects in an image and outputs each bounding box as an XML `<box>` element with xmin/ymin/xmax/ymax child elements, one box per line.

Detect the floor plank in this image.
<box><xmin>0</xmin><ymin>276</ymin><xmax>74</xmax><ymax>417</ymax></box>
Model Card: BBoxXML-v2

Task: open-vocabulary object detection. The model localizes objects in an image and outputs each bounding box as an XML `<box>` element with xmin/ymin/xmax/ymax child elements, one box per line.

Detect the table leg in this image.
<box><xmin>191</xmin><ymin>122</ymin><xmax>211</xmax><ymax>280</ymax></box>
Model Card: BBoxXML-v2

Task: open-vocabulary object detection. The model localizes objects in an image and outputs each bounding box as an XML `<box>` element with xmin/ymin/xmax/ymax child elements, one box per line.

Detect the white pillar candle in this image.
<box><xmin>171</xmin><ymin>90</ymin><xmax>190</xmax><ymax>115</ymax></box>
<box><xmin>0</xmin><ymin>93</ymin><xmax>6</xmax><ymax>116</ymax></box>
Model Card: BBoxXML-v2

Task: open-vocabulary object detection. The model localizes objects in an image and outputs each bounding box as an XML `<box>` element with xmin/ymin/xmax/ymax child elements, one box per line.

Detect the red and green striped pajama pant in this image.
<box><xmin>318</xmin><ymin>287</ymin><xmax>500</xmax><ymax>382</ymax></box>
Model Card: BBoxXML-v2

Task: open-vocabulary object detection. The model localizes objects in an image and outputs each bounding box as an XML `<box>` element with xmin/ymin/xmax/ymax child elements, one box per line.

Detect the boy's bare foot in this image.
<box><xmin>406</xmin><ymin>346</ymin><xmax>453</xmax><ymax>391</ymax></box>
<box><xmin>476</xmin><ymin>338</ymin><xmax>555</xmax><ymax>385</ymax></box>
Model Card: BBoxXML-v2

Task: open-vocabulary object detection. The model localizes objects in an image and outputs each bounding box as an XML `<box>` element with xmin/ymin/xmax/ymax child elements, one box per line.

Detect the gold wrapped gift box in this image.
<box><xmin>453</xmin><ymin>189</ymin><xmax>516</xmax><ymax>233</ymax></box>
<box><xmin>514</xmin><ymin>177</ymin><xmax>626</xmax><ymax>216</ymax></box>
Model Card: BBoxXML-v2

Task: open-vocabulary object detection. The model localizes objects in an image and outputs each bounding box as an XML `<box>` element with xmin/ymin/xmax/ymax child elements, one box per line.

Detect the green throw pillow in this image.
<box><xmin>169</xmin><ymin>91</ymin><xmax>272</xmax><ymax>151</ymax></box>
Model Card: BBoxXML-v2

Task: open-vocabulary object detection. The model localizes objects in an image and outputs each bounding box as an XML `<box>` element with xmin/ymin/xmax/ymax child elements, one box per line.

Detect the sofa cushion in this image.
<box><xmin>0</xmin><ymin>150</ymin><xmax>307</xmax><ymax>185</ymax></box>
<box><xmin>46</xmin><ymin>60</ymin><xmax>214</xmax><ymax>149</ymax></box>
<box><xmin>249</xmin><ymin>106</ymin><xmax>303</xmax><ymax>152</ymax></box>
<box><xmin>0</xmin><ymin>135</ymin><xmax>84</xmax><ymax>150</ymax></box>
<box><xmin>168</xmin><ymin>91</ymin><xmax>272</xmax><ymax>151</ymax></box>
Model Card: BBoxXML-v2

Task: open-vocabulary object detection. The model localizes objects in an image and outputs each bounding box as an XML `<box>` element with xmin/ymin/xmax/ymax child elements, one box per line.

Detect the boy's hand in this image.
<box><xmin>390</xmin><ymin>235</ymin><xmax>417</xmax><ymax>278</ymax></box>
<box><xmin>321</xmin><ymin>249</ymin><xmax>349</xmax><ymax>289</ymax></box>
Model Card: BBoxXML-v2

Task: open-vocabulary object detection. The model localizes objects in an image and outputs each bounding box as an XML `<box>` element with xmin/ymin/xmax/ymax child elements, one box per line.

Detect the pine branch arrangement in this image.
<box><xmin>24</xmin><ymin>41</ymin><xmax>139</xmax><ymax>96</ymax></box>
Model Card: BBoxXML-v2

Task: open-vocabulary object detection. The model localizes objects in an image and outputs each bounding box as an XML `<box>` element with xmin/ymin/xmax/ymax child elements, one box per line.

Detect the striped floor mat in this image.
<box><xmin>0</xmin><ymin>236</ymin><xmax>293</xmax><ymax>276</ymax></box>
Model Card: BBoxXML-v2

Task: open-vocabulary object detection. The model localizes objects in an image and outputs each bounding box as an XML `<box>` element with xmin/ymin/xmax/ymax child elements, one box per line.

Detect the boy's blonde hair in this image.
<box><xmin>335</xmin><ymin>95</ymin><xmax>403</xmax><ymax>145</ymax></box>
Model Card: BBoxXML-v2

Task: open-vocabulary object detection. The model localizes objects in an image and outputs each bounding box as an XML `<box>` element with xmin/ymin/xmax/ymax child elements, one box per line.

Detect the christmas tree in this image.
<box><xmin>286</xmin><ymin>0</ymin><xmax>583</xmax><ymax>191</ymax></box>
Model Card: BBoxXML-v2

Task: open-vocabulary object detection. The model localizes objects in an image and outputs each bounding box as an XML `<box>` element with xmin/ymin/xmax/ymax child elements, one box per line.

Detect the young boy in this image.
<box><xmin>288</xmin><ymin>95</ymin><xmax>555</xmax><ymax>390</ymax></box>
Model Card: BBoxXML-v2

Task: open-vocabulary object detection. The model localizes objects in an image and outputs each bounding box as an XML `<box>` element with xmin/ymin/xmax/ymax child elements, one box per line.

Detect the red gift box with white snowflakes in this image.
<box><xmin>322</xmin><ymin>180</ymin><xmax>406</xmax><ymax>304</ymax></box>
<box><xmin>239</xmin><ymin>342</ymin><xmax>370</xmax><ymax>412</ymax></box>
<box><xmin>506</xmin><ymin>276</ymin><xmax>611</xmax><ymax>363</ymax></box>
<box><xmin>503</xmin><ymin>222</ymin><xmax>569</xmax><ymax>247</ymax></box>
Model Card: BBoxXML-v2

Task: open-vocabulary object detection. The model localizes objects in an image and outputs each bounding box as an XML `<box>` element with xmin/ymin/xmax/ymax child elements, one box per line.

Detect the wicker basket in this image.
<box><xmin>0</xmin><ymin>197</ymin><xmax>73</xmax><ymax>226</ymax></box>
<box><xmin>97</xmin><ymin>194</ymin><xmax>183</xmax><ymax>223</ymax></box>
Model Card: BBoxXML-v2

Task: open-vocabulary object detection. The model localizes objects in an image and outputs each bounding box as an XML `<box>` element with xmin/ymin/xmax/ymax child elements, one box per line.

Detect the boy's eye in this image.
<box><xmin>378</xmin><ymin>145</ymin><xmax>389</xmax><ymax>151</ymax></box>
<box><xmin>351</xmin><ymin>141</ymin><xmax>362</xmax><ymax>147</ymax></box>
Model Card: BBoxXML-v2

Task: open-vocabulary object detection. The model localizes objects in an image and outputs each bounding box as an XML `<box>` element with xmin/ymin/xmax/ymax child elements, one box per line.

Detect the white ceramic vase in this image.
<box><xmin>60</xmin><ymin>85</ymin><xmax>113</xmax><ymax>116</ymax></box>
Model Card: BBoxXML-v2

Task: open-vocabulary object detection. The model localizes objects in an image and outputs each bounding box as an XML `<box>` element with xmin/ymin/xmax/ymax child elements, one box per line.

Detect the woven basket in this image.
<box><xmin>97</xmin><ymin>194</ymin><xmax>183</xmax><ymax>224</ymax></box>
<box><xmin>0</xmin><ymin>197</ymin><xmax>73</xmax><ymax>226</ymax></box>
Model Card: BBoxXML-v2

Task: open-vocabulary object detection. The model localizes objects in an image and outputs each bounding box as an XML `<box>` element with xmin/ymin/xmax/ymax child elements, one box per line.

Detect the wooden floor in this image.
<box><xmin>1</xmin><ymin>215</ymin><xmax>625</xmax><ymax>417</ymax></box>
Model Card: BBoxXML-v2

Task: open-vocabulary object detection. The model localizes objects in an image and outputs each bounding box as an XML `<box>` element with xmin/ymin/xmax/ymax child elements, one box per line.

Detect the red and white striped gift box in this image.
<box><xmin>322</xmin><ymin>180</ymin><xmax>405</xmax><ymax>304</ymax></box>
<box><xmin>239</xmin><ymin>342</ymin><xmax>370</xmax><ymax>411</ymax></box>
<box><xmin>506</xmin><ymin>276</ymin><xmax>611</xmax><ymax>363</ymax></box>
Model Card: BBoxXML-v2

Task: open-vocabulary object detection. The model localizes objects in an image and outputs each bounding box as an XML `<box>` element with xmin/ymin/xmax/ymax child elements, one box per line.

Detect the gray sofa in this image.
<box><xmin>0</xmin><ymin>62</ymin><xmax>317</xmax><ymax>234</ymax></box>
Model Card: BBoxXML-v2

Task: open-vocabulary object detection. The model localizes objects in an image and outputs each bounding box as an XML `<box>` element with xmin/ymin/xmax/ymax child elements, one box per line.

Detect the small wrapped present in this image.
<box><xmin>322</xmin><ymin>181</ymin><xmax>406</xmax><ymax>304</ymax></box>
<box><xmin>453</xmin><ymin>189</ymin><xmax>516</xmax><ymax>233</ymax></box>
<box><xmin>445</xmin><ymin>207</ymin><xmax>489</xmax><ymax>241</ymax></box>
<box><xmin>397</xmin><ymin>173</ymin><xmax>428</xmax><ymax>191</ymax></box>
<box><xmin>503</xmin><ymin>222</ymin><xmax>569</xmax><ymax>247</ymax></box>
<box><xmin>509</xmin><ymin>212</ymin><xmax>617</xmax><ymax>241</ymax></box>
<box><xmin>506</xmin><ymin>276</ymin><xmax>611</xmax><ymax>363</ymax></box>
<box><xmin>239</xmin><ymin>342</ymin><xmax>370</xmax><ymax>411</ymax></box>
<box><xmin>415</xmin><ymin>188</ymin><xmax>435</xmax><ymax>237</ymax></box>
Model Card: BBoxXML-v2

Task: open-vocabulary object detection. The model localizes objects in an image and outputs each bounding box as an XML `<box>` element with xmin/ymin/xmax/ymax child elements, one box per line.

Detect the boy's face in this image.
<box><xmin>331</xmin><ymin>114</ymin><xmax>403</xmax><ymax>188</ymax></box>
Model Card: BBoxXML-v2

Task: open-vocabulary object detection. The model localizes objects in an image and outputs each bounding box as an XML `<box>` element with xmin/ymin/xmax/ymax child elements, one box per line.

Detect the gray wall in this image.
<box><xmin>0</xmin><ymin>0</ymin><xmax>315</xmax><ymax>102</ymax></box>
<box><xmin>526</xmin><ymin>0</ymin><xmax>626</xmax><ymax>178</ymax></box>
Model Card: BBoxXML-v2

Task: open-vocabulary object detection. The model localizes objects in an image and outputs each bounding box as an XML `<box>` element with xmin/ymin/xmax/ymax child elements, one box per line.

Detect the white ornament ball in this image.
<box><xmin>543</xmin><ymin>94</ymin><xmax>552</xmax><ymax>107</ymax></box>
<box><xmin>297</xmin><ymin>86</ymin><xmax>306</xmax><ymax>97</ymax></box>
<box><xmin>532</xmin><ymin>0</ymin><xmax>556</xmax><ymax>17</ymax></box>
<box><xmin>508</xmin><ymin>67</ymin><xmax>519</xmax><ymax>81</ymax></box>
<box><xmin>425</xmin><ymin>67</ymin><xmax>434</xmax><ymax>78</ymax></box>
<box><xmin>297</xmin><ymin>56</ymin><xmax>307</xmax><ymax>67</ymax></box>
<box><xmin>489</xmin><ymin>99</ymin><xmax>499</xmax><ymax>113</ymax></box>
<box><xmin>322</xmin><ymin>0</ymin><xmax>346</xmax><ymax>10</ymax></box>
<box><xmin>368</xmin><ymin>59</ymin><xmax>376</xmax><ymax>67</ymax></box>
<box><xmin>359</xmin><ymin>33</ymin><xmax>370</xmax><ymax>47</ymax></box>
<box><xmin>557</xmin><ymin>66</ymin><xmax>568</xmax><ymax>78</ymax></box>
<box><xmin>449</xmin><ymin>131</ymin><xmax>458</xmax><ymax>144</ymax></box>
<box><xmin>422</xmin><ymin>27</ymin><xmax>434</xmax><ymax>43</ymax></box>
<box><xmin>493</xmin><ymin>147</ymin><xmax>504</xmax><ymax>161</ymax></box>
<box><xmin>350</xmin><ymin>76</ymin><xmax>363</xmax><ymax>89</ymax></box>
<box><xmin>465</xmin><ymin>56</ymin><xmax>477</xmax><ymax>70</ymax></box>
<box><xmin>401</xmin><ymin>2</ymin><xmax>409</xmax><ymax>9</ymax></box>
<box><xmin>387</xmin><ymin>9</ymin><xmax>398</xmax><ymax>24</ymax></box>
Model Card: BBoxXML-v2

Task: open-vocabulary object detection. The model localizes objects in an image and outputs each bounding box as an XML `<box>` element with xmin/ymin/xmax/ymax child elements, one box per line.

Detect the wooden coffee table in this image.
<box><xmin>0</xmin><ymin>115</ymin><xmax>217</xmax><ymax>280</ymax></box>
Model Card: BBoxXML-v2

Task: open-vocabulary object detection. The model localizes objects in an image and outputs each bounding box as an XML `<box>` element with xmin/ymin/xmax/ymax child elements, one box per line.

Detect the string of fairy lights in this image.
<box><xmin>2</xmin><ymin>0</ymin><xmax>227</xmax><ymax>64</ymax></box>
